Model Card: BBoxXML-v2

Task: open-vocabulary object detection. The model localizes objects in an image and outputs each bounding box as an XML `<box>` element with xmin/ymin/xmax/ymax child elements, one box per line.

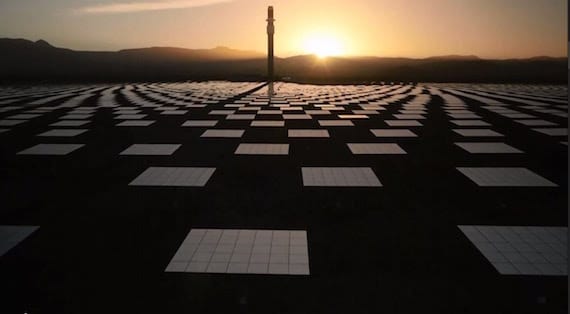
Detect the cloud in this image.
<box><xmin>77</xmin><ymin>0</ymin><xmax>234</xmax><ymax>14</ymax></box>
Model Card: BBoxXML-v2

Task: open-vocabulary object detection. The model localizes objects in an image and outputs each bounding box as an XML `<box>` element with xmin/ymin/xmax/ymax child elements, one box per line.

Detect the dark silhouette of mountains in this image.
<box><xmin>0</xmin><ymin>38</ymin><xmax>566</xmax><ymax>83</ymax></box>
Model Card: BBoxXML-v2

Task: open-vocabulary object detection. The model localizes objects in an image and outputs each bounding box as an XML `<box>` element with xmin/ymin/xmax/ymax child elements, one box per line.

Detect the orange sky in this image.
<box><xmin>0</xmin><ymin>0</ymin><xmax>567</xmax><ymax>58</ymax></box>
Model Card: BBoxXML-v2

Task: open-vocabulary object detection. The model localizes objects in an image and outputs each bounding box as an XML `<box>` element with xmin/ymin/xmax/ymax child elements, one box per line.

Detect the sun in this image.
<box><xmin>301</xmin><ymin>34</ymin><xmax>345</xmax><ymax>58</ymax></box>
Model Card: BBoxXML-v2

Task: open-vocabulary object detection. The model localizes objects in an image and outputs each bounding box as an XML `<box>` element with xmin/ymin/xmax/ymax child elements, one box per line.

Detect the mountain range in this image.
<box><xmin>0</xmin><ymin>38</ymin><xmax>566</xmax><ymax>83</ymax></box>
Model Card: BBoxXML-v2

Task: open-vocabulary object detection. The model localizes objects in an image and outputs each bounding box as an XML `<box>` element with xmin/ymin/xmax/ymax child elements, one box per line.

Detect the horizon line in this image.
<box><xmin>2</xmin><ymin>37</ymin><xmax>567</xmax><ymax>60</ymax></box>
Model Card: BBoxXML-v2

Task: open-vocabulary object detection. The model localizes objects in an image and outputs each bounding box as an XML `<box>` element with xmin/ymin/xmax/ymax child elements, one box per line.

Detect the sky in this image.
<box><xmin>0</xmin><ymin>0</ymin><xmax>567</xmax><ymax>58</ymax></box>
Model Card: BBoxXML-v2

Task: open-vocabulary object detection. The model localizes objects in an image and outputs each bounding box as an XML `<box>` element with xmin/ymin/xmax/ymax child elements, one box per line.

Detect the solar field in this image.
<box><xmin>0</xmin><ymin>81</ymin><xmax>567</xmax><ymax>313</ymax></box>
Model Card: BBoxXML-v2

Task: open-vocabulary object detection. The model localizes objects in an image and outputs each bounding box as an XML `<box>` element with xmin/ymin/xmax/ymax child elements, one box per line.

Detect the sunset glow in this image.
<box><xmin>0</xmin><ymin>0</ymin><xmax>566</xmax><ymax>58</ymax></box>
<box><xmin>301</xmin><ymin>34</ymin><xmax>345</xmax><ymax>58</ymax></box>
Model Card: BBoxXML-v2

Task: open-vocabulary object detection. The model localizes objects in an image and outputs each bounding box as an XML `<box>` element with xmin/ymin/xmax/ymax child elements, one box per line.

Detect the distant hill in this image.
<box><xmin>0</xmin><ymin>38</ymin><xmax>566</xmax><ymax>83</ymax></box>
<box><xmin>424</xmin><ymin>55</ymin><xmax>481</xmax><ymax>61</ymax></box>
<box><xmin>116</xmin><ymin>46</ymin><xmax>264</xmax><ymax>61</ymax></box>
